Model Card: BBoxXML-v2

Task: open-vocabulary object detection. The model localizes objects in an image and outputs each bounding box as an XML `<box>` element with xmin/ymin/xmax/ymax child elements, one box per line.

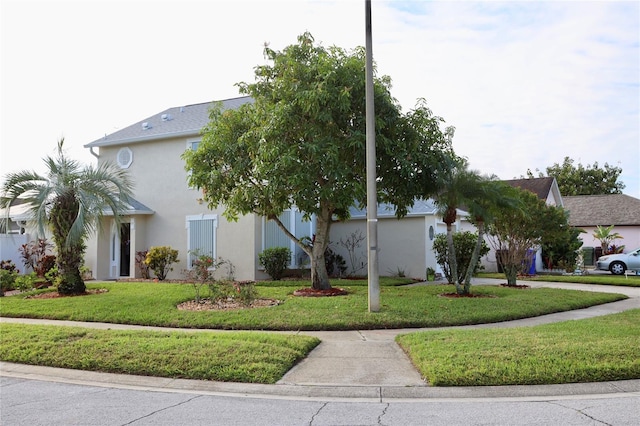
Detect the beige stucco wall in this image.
<box><xmin>85</xmin><ymin>137</ymin><xmax>262</xmax><ymax>281</ymax></box>
<box><xmin>329</xmin><ymin>215</ymin><xmax>474</xmax><ymax>280</ymax></box>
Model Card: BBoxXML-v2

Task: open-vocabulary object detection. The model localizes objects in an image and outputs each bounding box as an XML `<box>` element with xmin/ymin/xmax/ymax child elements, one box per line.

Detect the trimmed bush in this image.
<box><xmin>145</xmin><ymin>246</ymin><xmax>179</xmax><ymax>281</ymax></box>
<box><xmin>258</xmin><ymin>247</ymin><xmax>291</xmax><ymax>280</ymax></box>
<box><xmin>433</xmin><ymin>231</ymin><xmax>489</xmax><ymax>284</ymax></box>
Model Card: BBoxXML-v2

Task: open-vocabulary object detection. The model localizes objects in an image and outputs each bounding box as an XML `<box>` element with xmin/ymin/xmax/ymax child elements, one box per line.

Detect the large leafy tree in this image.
<box><xmin>184</xmin><ymin>33</ymin><xmax>457</xmax><ymax>290</ymax></box>
<box><xmin>1</xmin><ymin>140</ymin><xmax>133</xmax><ymax>295</ymax></box>
<box><xmin>487</xmin><ymin>188</ymin><xmax>571</xmax><ymax>285</ymax></box>
<box><xmin>526</xmin><ymin>156</ymin><xmax>625</xmax><ymax>195</ymax></box>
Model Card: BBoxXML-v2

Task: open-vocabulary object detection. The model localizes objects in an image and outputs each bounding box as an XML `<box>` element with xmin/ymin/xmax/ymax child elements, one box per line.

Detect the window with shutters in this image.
<box><xmin>263</xmin><ymin>208</ymin><xmax>314</xmax><ymax>268</ymax></box>
<box><xmin>186</xmin><ymin>214</ymin><xmax>218</xmax><ymax>268</ymax></box>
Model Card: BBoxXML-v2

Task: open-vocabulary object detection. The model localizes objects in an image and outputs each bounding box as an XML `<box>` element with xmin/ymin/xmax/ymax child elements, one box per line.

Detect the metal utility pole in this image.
<box><xmin>365</xmin><ymin>0</ymin><xmax>379</xmax><ymax>312</ymax></box>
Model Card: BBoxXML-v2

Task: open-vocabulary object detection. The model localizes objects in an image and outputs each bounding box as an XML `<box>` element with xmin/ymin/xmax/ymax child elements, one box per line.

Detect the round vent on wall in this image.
<box><xmin>117</xmin><ymin>147</ymin><xmax>133</xmax><ymax>169</ymax></box>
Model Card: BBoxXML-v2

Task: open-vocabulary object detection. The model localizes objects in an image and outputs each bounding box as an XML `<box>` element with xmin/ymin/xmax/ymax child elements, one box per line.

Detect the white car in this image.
<box><xmin>595</xmin><ymin>247</ymin><xmax>640</xmax><ymax>275</ymax></box>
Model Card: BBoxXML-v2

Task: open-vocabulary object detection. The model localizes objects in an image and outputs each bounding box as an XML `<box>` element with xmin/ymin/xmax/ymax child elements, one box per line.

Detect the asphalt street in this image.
<box><xmin>2</xmin><ymin>375</ymin><xmax>639</xmax><ymax>425</ymax></box>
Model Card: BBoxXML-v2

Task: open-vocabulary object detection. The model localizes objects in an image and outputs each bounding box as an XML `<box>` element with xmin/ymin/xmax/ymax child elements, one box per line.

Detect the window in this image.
<box><xmin>116</xmin><ymin>147</ymin><xmax>133</xmax><ymax>169</ymax></box>
<box><xmin>186</xmin><ymin>139</ymin><xmax>201</xmax><ymax>151</ymax></box>
<box><xmin>263</xmin><ymin>208</ymin><xmax>314</xmax><ymax>268</ymax></box>
<box><xmin>186</xmin><ymin>214</ymin><xmax>218</xmax><ymax>268</ymax></box>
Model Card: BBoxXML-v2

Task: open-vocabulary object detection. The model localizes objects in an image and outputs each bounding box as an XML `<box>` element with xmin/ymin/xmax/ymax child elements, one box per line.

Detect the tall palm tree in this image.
<box><xmin>434</xmin><ymin>159</ymin><xmax>483</xmax><ymax>294</ymax></box>
<box><xmin>1</xmin><ymin>139</ymin><xmax>133</xmax><ymax>295</ymax></box>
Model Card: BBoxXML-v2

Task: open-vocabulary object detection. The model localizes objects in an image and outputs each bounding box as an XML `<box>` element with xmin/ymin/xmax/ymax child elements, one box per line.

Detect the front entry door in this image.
<box><xmin>110</xmin><ymin>220</ymin><xmax>132</xmax><ymax>279</ymax></box>
<box><xmin>119</xmin><ymin>223</ymin><xmax>131</xmax><ymax>276</ymax></box>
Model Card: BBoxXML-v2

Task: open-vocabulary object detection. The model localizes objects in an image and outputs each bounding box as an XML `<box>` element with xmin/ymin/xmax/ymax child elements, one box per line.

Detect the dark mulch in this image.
<box><xmin>293</xmin><ymin>287</ymin><xmax>348</xmax><ymax>297</ymax></box>
<box><xmin>439</xmin><ymin>292</ymin><xmax>497</xmax><ymax>298</ymax></box>
<box><xmin>499</xmin><ymin>284</ymin><xmax>531</xmax><ymax>289</ymax></box>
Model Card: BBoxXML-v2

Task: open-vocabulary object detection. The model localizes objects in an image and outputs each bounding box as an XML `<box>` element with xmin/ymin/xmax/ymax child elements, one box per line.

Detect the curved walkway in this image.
<box><xmin>1</xmin><ymin>279</ymin><xmax>639</xmax><ymax>401</ymax></box>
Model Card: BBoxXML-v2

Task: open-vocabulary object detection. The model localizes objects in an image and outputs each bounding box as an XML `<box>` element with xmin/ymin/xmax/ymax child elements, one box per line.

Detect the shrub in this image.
<box><xmin>15</xmin><ymin>272</ymin><xmax>37</xmax><ymax>292</ymax></box>
<box><xmin>1</xmin><ymin>260</ymin><xmax>18</xmax><ymax>273</ymax></box>
<box><xmin>18</xmin><ymin>239</ymin><xmax>56</xmax><ymax>278</ymax></box>
<box><xmin>258</xmin><ymin>247</ymin><xmax>291</xmax><ymax>280</ymax></box>
<box><xmin>0</xmin><ymin>269</ymin><xmax>18</xmax><ymax>296</ymax></box>
<box><xmin>338</xmin><ymin>230</ymin><xmax>367</xmax><ymax>276</ymax></box>
<box><xmin>183</xmin><ymin>253</ymin><xmax>223</xmax><ymax>303</ymax></box>
<box><xmin>45</xmin><ymin>265</ymin><xmax>59</xmax><ymax>288</ymax></box>
<box><xmin>135</xmin><ymin>250</ymin><xmax>150</xmax><ymax>279</ymax></box>
<box><xmin>234</xmin><ymin>281</ymin><xmax>258</xmax><ymax>306</ymax></box>
<box><xmin>433</xmin><ymin>231</ymin><xmax>489</xmax><ymax>284</ymax></box>
<box><xmin>145</xmin><ymin>246</ymin><xmax>179</xmax><ymax>281</ymax></box>
<box><xmin>208</xmin><ymin>279</ymin><xmax>236</xmax><ymax>303</ymax></box>
<box><xmin>325</xmin><ymin>247</ymin><xmax>347</xmax><ymax>278</ymax></box>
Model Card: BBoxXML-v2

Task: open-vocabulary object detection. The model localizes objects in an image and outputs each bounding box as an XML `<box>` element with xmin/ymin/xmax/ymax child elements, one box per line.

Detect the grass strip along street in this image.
<box><xmin>396</xmin><ymin>308</ymin><xmax>640</xmax><ymax>386</ymax></box>
<box><xmin>0</xmin><ymin>324</ymin><xmax>319</xmax><ymax>384</ymax></box>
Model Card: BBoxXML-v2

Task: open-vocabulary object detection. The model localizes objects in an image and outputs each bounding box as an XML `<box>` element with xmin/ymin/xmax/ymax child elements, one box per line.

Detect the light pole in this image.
<box><xmin>365</xmin><ymin>0</ymin><xmax>379</xmax><ymax>312</ymax></box>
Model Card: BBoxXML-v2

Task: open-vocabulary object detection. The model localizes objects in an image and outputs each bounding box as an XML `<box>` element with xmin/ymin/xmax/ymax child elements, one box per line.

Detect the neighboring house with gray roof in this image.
<box><xmin>563</xmin><ymin>194</ymin><xmax>640</xmax><ymax>256</ymax></box>
<box><xmin>477</xmin><ymin>177</ymin><xmax>565</xmax><ymax>273</ymax></box>
<box><xmin>503</xmin><ymin>177</ymin><xmax>563</xmax><ymax>207</ymax></box>
<box><xmin>83</xmin><ymin>96</ymin><xmax>469</xmax><ymax>281</ymax></box>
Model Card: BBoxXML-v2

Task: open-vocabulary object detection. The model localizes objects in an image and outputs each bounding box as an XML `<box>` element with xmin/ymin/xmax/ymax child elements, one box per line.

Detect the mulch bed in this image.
<box><xmin>499</xmin><ymin>284</ymin><xmax>531</xmax><ymax>289</ymax></box>
<box><xmin>177</xmin><ymin>298</ymin><xmax>282</xmax><ymax>311</ymax></box>
<box><xmin>439</xmin><ymin>292</ymin><xmax>497</xmax><ymax>298</ymax></box>
<box><xmin>293</xmin><ymin>287</ymin><xmax>348</xmax><ymax>297</ymax></box>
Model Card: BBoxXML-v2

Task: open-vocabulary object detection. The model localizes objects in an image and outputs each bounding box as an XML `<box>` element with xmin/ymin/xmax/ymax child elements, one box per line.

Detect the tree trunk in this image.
<box><xmin>445</xmin><ymin>223</ymin><xmax>462</xmax><ymax>294</ymax></box>
<box><xmin>310</xmin><ymin>206</ymin><xmax>332</xmax><ymax>290</ymax></box>
<box><xmin>504</xmin><ymin>265</ymin><xmax>519</xmax><ymax>286</ymax></box>
<box><xmin>50</xmin><ymin>195</ymin><xmax>86</xmax><ymax>295</ymax></box>
<box><xmin>463</xmin><ymin>220</ymin><xmax>485</xmax><ymax>294</ymax></box>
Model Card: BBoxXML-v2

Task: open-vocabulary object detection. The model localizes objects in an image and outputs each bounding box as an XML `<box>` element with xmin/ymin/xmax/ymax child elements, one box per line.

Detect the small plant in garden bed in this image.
<box><xmin>178</xmin><ymin>280</ymin><xmax>279</xmax><ymax>311</ymax></box>
<box><xmin>145</xmin><ymin>246</ymin><xmax>179</xmax><ymax>281</ymax></box>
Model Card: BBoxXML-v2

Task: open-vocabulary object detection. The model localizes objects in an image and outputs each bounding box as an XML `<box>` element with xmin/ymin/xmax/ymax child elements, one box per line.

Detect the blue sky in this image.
<box><xmin>1</xmin><ymin>0</ymin><xmax>638</xmax><ymax>197</ymax></box>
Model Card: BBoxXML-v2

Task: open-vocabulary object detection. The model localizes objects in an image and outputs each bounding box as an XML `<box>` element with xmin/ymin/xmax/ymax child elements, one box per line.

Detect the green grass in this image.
<box><xmin>477</xmin><ymin>272</ymin><xmax>640</xmax><ymax>287</ymax></box>
<box><xmin>0</xmin><ymin>281</ymin><xmax>626</xmax><ymax>330</ymax></box>
<box><xmin>0</xmin><ymin>323</ymin><xmax>319</xmax><ymax>384</ymax></box>
<box><xmin>397</xmin><ymin>309</ymin><xmax>640</xmax><ymax>386</ymax></box>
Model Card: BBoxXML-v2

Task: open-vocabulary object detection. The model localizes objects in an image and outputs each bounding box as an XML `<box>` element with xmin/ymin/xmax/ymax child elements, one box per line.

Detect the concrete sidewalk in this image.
<box><xmin>1</xmin><ymin>279</ymin><xmax>639</xmax><ymax>401</ymax></box>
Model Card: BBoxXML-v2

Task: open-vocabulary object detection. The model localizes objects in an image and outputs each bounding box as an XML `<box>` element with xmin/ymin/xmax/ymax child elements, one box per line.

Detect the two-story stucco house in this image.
<box><xmin>83</xmin><ymin>96</ymin><xmax>472</xmax><ymax>281</ymax></box>
<box><xmin>83</xmin><ymin>97</ymin><xmax>273</xmax><ymax>281</ymax></box>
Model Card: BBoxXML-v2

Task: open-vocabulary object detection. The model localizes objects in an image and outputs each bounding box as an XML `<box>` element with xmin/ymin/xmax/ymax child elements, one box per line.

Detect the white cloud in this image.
<box><xmin>1</xmin><ymin>0</ymin><xmax>638</xmax><ymax>197</ymax></box>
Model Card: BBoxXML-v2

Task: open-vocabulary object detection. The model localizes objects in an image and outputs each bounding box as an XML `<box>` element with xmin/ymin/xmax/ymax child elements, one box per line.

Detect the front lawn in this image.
<box><xmin>0</xmin><ymin>280</ymin><xmax>626</xmax><ymax>330</ymax></box>
<box><xmin>0</xmin><ymin>323</ymin><xmax>319</xmax><ymax>384</ymax></box>
<box><xmin>397</xmin><ymin>308</ymin><xmax>640</xmax><ymax>386</ymax></box>
<box><xmin>477</xmin><ymin>272</ymin><xmax>640</xmax><ymax>287</ymax></box>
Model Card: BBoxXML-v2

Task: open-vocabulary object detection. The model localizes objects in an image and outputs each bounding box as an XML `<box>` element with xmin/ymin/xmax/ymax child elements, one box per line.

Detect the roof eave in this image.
<box><xmin>84</xmin><ymin>128</ymin><xmax>201</xmax><ymax>148</ymax></box>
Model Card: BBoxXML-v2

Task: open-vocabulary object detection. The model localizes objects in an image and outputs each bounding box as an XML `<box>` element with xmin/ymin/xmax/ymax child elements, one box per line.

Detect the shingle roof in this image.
<box><xmin>563</xmin><ymin>194</ymin><xmax>640</xmax><ymax>226</ymax></box>
<box><xmin>349</xmin><ymin>198</ymin><xmax>462</xmax><ymax>218</ymax></box>
<box><xmin>84</xmin><ymin>96</ymin><xmax>253</xmax><ymax>148</ymax></box>
<box><xmin>503</xmin><ymin>177</ymin><xmax>556</xmax><ymax>200</ymax></box>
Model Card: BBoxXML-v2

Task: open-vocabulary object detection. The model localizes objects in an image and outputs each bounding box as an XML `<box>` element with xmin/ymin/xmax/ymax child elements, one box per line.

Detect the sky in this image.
<box><xmin>1</xmin><ymin>0</ymin><xmax>639</xmax><ymax>198</ymax></box>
